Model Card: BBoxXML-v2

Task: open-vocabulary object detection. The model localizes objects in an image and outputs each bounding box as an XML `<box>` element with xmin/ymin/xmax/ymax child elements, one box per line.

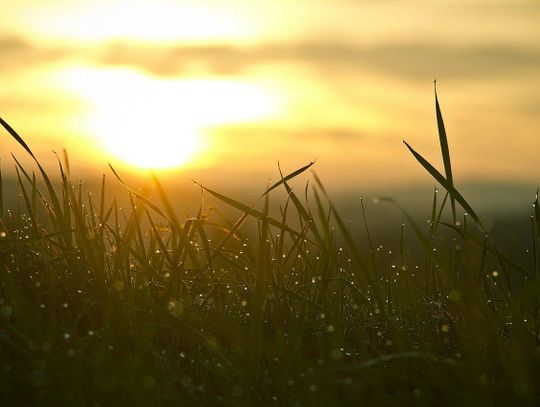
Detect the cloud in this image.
<box><xmin>0</xmin><ymin>35</ymin><xmax>66</xmax><ymax>71</ymax></box>
<box><xmin>96</xmin><ymin>41</ymin><xmax>540</xmax><ymax>81</ymax></box>
<box><xmin>360</xmin><ymin>44</ymin><xmax>540</xmax><ymax>80</ymax></box>
<box><xmin>2</xmin><ymin>34</ymin><xmax>540</xmax><ymax>81</ymax></box>
<box><xmin>215</xmin><ymin>124</ymin><xmax>365</xmax><ymax>143</ymax></box>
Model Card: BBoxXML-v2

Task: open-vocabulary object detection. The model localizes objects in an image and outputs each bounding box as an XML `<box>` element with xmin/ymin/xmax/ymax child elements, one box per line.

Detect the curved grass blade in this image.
<box><xmin>1</xmin><ymin>118</ymin><xmax>64</xmax><ymax>224</ymax></box>
<box><xmin>108</xmin><ymin>163</ymin><xmax>165</xmax><ymax>217</ymax></box>
<box><xmin>403</xmin><ymin>140</ymin><xmax>481</xmax><ymax>225</ymax></box>
<box><xmin>151</xmin><ymin>172</ymin><xmax>202</xmax><ymax>271</ymax></box>
<box><xmin>193</xmin><ymin>161</ymin><xmax>315</xmax><ymax>244</ymax></box>
<box><xmin>195</xmin><ymin>182</ymin><xmax>310</xmax><ymax>242</ymax></box>
<box><xmin>439</xmin><ymin>221</ymin><xmax>531</xmax><ymax>279</ymax></box>
<box><xmin>277</xmin><ymin>163</ymin><xmax>323</xmax><ymax>244</ymax></box>
<box><xmin>0</xmin><ymin>116</ymin><xmax>35</xmax><ymax>159</ymax></box>
<box><xmin>263</xmin><ymin>161</ymin><xmax>315</xmax><ymax>197</ymax></box>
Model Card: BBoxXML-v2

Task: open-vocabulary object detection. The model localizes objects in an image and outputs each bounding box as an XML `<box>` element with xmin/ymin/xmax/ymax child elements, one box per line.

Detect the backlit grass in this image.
<box><xmin>0</xmin><ymin>93</ymin><xmax>539</xmax><ymax>405</ymax></box>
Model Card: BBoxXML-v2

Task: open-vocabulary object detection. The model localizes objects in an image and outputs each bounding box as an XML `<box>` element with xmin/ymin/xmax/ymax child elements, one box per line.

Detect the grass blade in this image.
<box><xmin>534</xmin><ymin>188</ymin><xmax>540</xmax><ymax>243</ymax></box>
<box><xmin>403</xmin><ymin>140</ymin><xmax>480</xmax><ymax>225</ymax></box>
<box><xmin>108</xmin><ymin>163</ymin><xmax>165</xmax><ymax>217</ymax></box>
<box><xmin>263</xmin><ymin>161</ymin><xmax>315</xmax><ymax>196</ymax></box>
<box><xmin>0</xmin><ymin>161</ymin><xmax>3</xmax><ymax>217</ymax></box>
<box><xmin>0</xmin><ymin>116</ymin><xmax>35</xmax><ymax>158</ymax></box>
<box><xmin>434</xmin><ymin>83</ymin><xmax>456</xmax><ymax>222</ymax></box>
<box><xmin>197</xmin><ymin>183</ymin><xmax>310</xmax><ymax>242</ymax></box>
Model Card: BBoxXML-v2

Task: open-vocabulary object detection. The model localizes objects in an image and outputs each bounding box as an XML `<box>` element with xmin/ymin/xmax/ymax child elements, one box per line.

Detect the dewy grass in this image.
<box><xmin>0</xmin><ymin>93</ymin><xmax>539</xmax><ymax>406</ymax></box>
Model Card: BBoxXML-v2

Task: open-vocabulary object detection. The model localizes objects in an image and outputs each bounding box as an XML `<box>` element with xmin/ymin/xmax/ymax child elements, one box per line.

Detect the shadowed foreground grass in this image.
<box><xmin>0</xmin><ymin>94</ymin><xmax>539</xmax><ymax>406</ymax></box>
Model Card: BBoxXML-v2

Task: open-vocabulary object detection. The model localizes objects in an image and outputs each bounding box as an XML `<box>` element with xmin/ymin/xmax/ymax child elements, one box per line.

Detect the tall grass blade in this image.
<box><xmin>277</xmin><ymin>164</ymin><xmax>322</xmax><ymax>245</ymax></box>
<box><xmin>534</xmin><ymin>188</ymin><xmax>540</xmax><ymax>243</ymax></box>
<box><xmin>434</xmin><ymin>84</ymin><xmax>456</xmax><ymax>222</ymax></box>
<box><xmin>360</xmin><ymin>197</ymin><xmax>377</xmax><ymax>273</ymax></box>
<box><xmin>403</xmin><ymin>140</ymin><xmax>480</xmax><ymax>225</ymax></box>
<box><xmin>0</xmin><ymin>161</ymin><xmax>3</xmax><ymax>216</ymax></box>
<box><xmin>14</xmin><ymin>167</ymin><xmax>38</xmax><ymax>235</ymax></box>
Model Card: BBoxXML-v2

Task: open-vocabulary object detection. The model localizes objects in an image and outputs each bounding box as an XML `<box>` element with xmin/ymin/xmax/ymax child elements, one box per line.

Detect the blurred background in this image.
<box><xmin>0</xmin><ymin>0</ymin><xmax>538</xmax><ymax>231</ymax></box>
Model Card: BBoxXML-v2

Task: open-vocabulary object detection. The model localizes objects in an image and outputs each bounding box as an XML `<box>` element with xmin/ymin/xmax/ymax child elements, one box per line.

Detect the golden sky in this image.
<box><xmin>1</xmin><ymin>0</ymin><xmax>539</xmax><ymax>190</ymax></box>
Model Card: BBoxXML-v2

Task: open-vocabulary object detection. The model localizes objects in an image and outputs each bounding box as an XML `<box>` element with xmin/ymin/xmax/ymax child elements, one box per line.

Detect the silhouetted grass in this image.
<box><xmin>0</xmin><ymin>92</ymin><xmax>539</xmax><ymax>406</ymax></box>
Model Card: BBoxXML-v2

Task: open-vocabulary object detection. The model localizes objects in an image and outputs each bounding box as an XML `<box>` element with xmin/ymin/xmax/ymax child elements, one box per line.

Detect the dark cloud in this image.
<box><xmin>0</xmin><ymin>36</ymin><xmax>30</xmax><ymax>52</ymax></box>
<box><xmin>0</xmin><ymin>35</ymin><xmax>66</xmax><ymax>71</ymax></box>
<box><xmin>96</xmin><ymin>41</ymin><xmax>540</xmax><ymax>80</ymax></box>
<box><xmin>2</xmin><ymin>34</ymin><xmax>539</xmax><ymax>81</ymax></box>
<box><xmin>360</xmin><ymin>44</ymin><xmax>540</xmax><ymax>80</ymax></box>
<box><xmin>214</xmin><ymin>124</ymin><xmax>364</xmax><ymax>144</ymax></box>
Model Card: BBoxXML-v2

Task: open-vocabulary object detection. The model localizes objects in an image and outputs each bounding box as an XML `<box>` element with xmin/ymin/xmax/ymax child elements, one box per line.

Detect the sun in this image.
<box><xmin>92</xmin><ymin>108</ymin><xmax>203</xmax><ymax>169</ymax></box>
<box><xmin>60</xmin><ymin>67</ymin><xmax>281</xmax><ymax>169</ymax></box>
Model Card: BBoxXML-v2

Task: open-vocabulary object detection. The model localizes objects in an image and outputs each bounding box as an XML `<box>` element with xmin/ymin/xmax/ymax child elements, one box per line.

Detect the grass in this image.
<box><xmin>0</xmin><ymin>92</ymin><xmax>539</xmax><ymax>406</ymax></box>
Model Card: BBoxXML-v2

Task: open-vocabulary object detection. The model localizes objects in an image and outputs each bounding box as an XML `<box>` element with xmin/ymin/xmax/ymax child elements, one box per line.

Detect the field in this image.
<box><xmin>1</xmin><ymin>96</ymin><xmax>539</xmax><ymax>406</ymax></box>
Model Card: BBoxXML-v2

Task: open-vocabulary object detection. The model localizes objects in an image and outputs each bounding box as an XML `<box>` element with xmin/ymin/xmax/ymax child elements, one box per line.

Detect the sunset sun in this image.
<box><xmin>60</xmin><ymin>67</ymin><xmax>281</xmax><ymax>169</ymax></box>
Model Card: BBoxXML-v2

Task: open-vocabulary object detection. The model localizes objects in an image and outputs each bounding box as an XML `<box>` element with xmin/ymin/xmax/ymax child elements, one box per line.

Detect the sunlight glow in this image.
<box><xmin>59</xmin><ymin>67</ymin><xmax>281</xmax><ymax>169</ymax></box>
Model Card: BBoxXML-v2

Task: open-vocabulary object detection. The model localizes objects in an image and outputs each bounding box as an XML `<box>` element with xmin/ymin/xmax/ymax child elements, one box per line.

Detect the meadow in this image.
<box><xmin>0</xmin><ymin>94</ymin><xmax>539</xmax><ymax>406</ymax></box>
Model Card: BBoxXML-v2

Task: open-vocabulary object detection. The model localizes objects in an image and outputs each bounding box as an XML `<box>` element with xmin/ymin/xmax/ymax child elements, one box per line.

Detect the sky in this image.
<box><xmin>0</xmin><ymin>0</ymin><xmax>539</xmax><ymax>194</ymax></box>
